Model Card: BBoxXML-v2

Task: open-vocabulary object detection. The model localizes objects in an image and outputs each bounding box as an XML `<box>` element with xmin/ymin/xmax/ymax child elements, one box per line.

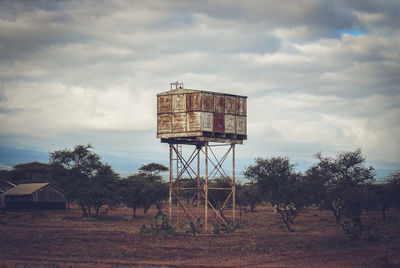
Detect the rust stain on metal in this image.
<box><xmin>157</xmin><ymin>87</ymin><xmax>247</xmax><ymax>142</ymax></box>
<box><xmin>172</xmin><ymin>113</ymin><xmax>186</xmax><ymax>132</ymax></box>
<box><xmin>202</xmin><ymin>93</ymin><xmax>214</xmax><ymax>112</ymax></box>
<box><xmin>160</xmin><ymin>83</ymin><xmax>242</xmax><ymax>233</ymax></box>
<box><xmin>236</xmin><ymin>116</ymin><xmax>246</xmax><ymax>135</ymax></box>
<box><xmin>225</xmin><ymin>96</ymin><xmax>237</xmax><ymax>114</ymax></box>
<box><xmin>225</xmin><ymin>114</ymin><xmax>236</xmax><ymax>134</ymax></box>
<box><xmin>214</xmin><ymin>94</ymin><xmax>225</xmax><ymax>113</ymax></box>
<box><xmin>187</xmin><ymin>93</ymin><xmax>201</xmax><ymax>111</ymax></box>
<box><xmin>173</xmin><ymin>94</ymin><xmax>186</xmax><ymax>112</ymax></box>
<box><xmin>237</xmin><ymin>97</ymin><xmax>246</xmax><ymax>116</ymax></box>
<box><xmin>202</xmin><ymin>112</ymin><xmax>213</xmax><ymax>132</ymax></box>
<box><xmin>187</xmin><ymin>112</ymin><xmax>201</xmax><ymax>131</ymax></box>
<box><xmin>213</xmin><ymin>113</ymin><xmax>225</xmax><ymax>133</ymax></box>
<box><xmin>158</xmin><ymin>95</ymin><xmax>172</xmax><ymax>113</ymax></box>
<box><xmin>158</xmin><ymin>114</ymin><xmax>172</xmax><ymax>133</ymax></box>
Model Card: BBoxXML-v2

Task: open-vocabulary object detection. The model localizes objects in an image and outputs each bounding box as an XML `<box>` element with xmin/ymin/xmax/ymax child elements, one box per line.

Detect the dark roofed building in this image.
<box><xmin>5</xmin><ymin>183</ymin><xmax>66</xmax><ymax>210</ymax></box>
<box><xmin>0</xmin><ymin>180</ymin><xmax>16</xmax><ymax>209</ymax></box>
<box><xmin>0</xmin><ymin>180</ymin><xmax>16</xmax><ymax>194</ymax></box>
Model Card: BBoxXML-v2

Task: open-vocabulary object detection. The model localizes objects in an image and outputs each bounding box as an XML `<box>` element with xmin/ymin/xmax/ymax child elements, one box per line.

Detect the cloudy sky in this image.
<box><xmin>0</xmin><ymin>0</ymin><xmax>399</xmax><ymax>178</ymax></box>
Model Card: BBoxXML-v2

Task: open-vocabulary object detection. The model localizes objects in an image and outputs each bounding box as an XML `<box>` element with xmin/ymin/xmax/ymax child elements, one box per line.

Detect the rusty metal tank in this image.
<box><xmin>157</xmin><ymin>87</ymin><xmax>247</xmax><ymax>144</ymax></box>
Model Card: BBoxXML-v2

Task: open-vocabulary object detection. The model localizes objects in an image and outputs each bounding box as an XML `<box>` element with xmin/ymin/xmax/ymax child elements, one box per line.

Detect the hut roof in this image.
<box><xmin>5</xmin><ymin>183</ymin><xmax>49</xmax><ymax>196</ymax></box>
<box><xmin>0</xmin><ymin>180</ymin><xmax>16</xmax><ymax>193</ymax></box>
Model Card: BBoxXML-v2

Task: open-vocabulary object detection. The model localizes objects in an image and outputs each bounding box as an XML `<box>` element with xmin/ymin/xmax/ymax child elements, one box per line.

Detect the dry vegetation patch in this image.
<box><xmin>0</xmin><ymin>205</ymin><xmax>399</xmax><ymax>267</ymax></box>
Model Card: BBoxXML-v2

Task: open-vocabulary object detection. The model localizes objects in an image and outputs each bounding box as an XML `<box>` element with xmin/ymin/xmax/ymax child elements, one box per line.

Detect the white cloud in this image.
<box><xmin>0</xmin><ymin>82</ymin><xmax>155</xmax><ymax>137</ymax></box>
<box><xmin>272</xmin><ymin>26</ymin><xmax>314</xmax><ymax>41</ymax></box>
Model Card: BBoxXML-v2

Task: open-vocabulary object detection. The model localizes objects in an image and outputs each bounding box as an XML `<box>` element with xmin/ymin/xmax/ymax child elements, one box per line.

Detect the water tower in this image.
<box><xmin>157</xmin><ymin>82</ymin><xmax>247</xmax><ymax>231</ymax></box>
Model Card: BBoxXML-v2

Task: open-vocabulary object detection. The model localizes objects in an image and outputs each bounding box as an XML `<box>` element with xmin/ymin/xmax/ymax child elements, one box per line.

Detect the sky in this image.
<box><xmin>0</xmin><ymin>0</ymin><xmax>399</xmax><ymax>179</ymax></box>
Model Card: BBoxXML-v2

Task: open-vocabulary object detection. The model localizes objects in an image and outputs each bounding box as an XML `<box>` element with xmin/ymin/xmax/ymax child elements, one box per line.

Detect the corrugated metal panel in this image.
<box><xmin>225</xmin><ymin>114</ymin><xmax>236</xmax><ymax>134</ymax></box>
<box><xmin>172</xmin><ymin>113</ymin><xmax>186</xmax><ymax>132</ymax></box>
<box><xmin>37</xmin><ymin>186</ymin><xmax>66</xmax><ymax>202</ymax></box>
<box><xmin>202</xmin><ymin>93</ymin><xmax>214</xmax><ymax>112</ymax></box>
<box><xmin>173</xmin><ymin>94</ymin><xmax>186</xmax><ymax>112</ymax></box>
<box><xmin>187</xmin><ymin>112</ymin><xmax>201</xmax><ymax>131</ymax></box>
<box><xmin>237</xmin><ymin>97</ymin><xmax>246</xmax><ymax>116</ymax></box>
<box><xmin>236</xmin><ymin>116</ymin><xmax>246</xmax><ymax>135</ymax></box>
<box><xmin>158</xmin><ymin>114</ymin><xmax>172</xmax><ymax>133</ymax></box>
<box><xmin>158</xmin><ymin>95</ymin><xmax>172</xmax><ymax>113</ymax></box>
<box><xmin>213</xmin><ymin>113</ymin><xmax>225</xmax><ymax>133</ymax></box>
<box><xmin>0</xmin><ymin>180</ymin><xmax>16</xmax><ymax>193</ymax></box>
<box><xmin>214</xmin><ymin>94</ymin><xmax>225</xmax><ymax>113</ymax></box>
<box><xmin>5</xmin><ymin>183</ymin><xmax>49</xmax><ymax>196</ymax></box>
<box><xmin>158</xmin><ymin>88</ymin><xmax>198</xmax><ymax>95</ymax></box>
<box><xmin>157</xmin><ymin>88</ymin><xmax>247</xmax><ymax>141</ymax></box>
<box><xmin>187</xmin><ymin>93</ymin><xmax>201</xmax><ymax>111</ymax></box>
<box><xmin>202</xmin><ymin>112</ymin><xmax>213</xmax><ymax>132</ymax></box>
<box><xmin>225</xmin><ymin>96</ymin><xmax>237</xmax><ymax>114</ymax></box>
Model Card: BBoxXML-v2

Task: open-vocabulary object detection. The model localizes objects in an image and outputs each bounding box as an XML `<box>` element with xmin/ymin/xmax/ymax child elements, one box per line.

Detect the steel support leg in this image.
<box><xmin>169</xmin><ymin>144</ymin><xmax>173</xmax><ymax>223</ymax></box>
<box><xmin>205</xmin><ymin>142</ymin><xmax>208</xmax><ymax>231</ymax></box>
<box><xmin>232</xmin><ymin>144</ymin><xmax>236</xmax><ymax>223</ymax></box>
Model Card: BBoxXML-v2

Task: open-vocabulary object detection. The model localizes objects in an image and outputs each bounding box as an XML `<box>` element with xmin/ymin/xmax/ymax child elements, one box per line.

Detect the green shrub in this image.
<box><xmin>221</xmin><ymin>219</ymin><xmax>236</xmax><ymax>233</ymax></box>
<box><xmin>187</xmin><ymin>218</ymin><xmax>203</xmax><ymax>236</ymax></box>
<box><xmin>212</xmin><ymin>219</ymin><xmax>241</xmax><ymax>234</ymax></box>
<box><xmin>140</xmin><ymin>211</ymin><xmax>176</xmax><ymax>236</ymax></box>
<box><xmin>212</xmin><ymin>222</ymin><xmax>220</xmax><ymax>234</ymax></box>
<box><xmin>341</xmin><ymin>220</ymin><xmax>362</xmax><ymax>241</ymax></box>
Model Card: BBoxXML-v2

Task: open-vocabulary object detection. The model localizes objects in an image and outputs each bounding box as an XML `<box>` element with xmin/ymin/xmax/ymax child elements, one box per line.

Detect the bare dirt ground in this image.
<box><xmin>0</xmin><ymin>205</ymin><xmax>399</xmax><ymax>267</ymax></box>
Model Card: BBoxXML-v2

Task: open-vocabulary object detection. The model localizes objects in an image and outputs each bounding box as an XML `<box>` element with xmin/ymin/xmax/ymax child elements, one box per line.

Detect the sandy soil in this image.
<box><xmin>0</xmin><ymin>205</ymin><xmax>399</xmax><ymax>267</ymax></box>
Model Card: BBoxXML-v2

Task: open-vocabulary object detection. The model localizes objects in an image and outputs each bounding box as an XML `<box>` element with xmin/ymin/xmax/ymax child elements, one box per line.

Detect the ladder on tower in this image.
<box><xmin>176</xmin><ymin>144</ymin><xmax>182</xmax><ymax>180</ymax></box>
<box><xmin>172</xmin><ymin>144</ymin><xmax>183</xmax><ymax>225</ymax></box>
<box><xmin>171</xmin><ymin>144</ymin><xmax>183</xmax><ymax>181</ymax></box>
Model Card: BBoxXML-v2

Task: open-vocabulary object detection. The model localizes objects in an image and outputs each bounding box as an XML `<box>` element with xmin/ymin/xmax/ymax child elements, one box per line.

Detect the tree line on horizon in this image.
<box><xmin>0</xmin><ymin>144</ymin><xmax>399</xmax><ymax>240</ymax></box>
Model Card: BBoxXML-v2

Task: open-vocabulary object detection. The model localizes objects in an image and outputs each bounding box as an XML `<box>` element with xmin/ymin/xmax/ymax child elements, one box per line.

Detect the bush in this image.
<box><xmin>212</xmin><ymin>222</ymin><xmax>220</xmax><ymax>234</ymax></box>
<box><xmin>212</xmin><ymin>219</ymin><xmax>240</xmax><ymax>234</ymax></box>
<box><xmin>187</xmin><ymin>218</ymin><xmax>203</xmax><ymax>236</ymax></box>
<box><xmin>341</xmin><ymin>220</ymin><xmax>362</xmax><ymax>241</ymax></box>
<box><xmin>139</xmin><ymin>211</ymin><xmax>176</xmax><ymax>236</ymax></box>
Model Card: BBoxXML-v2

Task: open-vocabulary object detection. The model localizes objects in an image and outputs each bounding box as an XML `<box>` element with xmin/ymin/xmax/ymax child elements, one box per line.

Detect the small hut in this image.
<box><xmin>5</xmin><ymin>183</ymin><xmax>66</xmax><ymax>210</ymax></box>
<box><xmin>0</xmin><ymin>180</ymin><xmax>16</xmax><ymax>209</ymax></box>
<box><xmin>0</xmin><ymin>180</ymin><xmax>16</xmax><ymax>194</ymax></box>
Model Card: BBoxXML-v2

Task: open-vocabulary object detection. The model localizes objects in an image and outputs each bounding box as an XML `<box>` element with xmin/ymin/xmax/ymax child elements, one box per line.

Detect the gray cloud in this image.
<box><xmin>0</xmin><ymin>0</ymin><xmax>399</xmax><ymax>175</ymax></box>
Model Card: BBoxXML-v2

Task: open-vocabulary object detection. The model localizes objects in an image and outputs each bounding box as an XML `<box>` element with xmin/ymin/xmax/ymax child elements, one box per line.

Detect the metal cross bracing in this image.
<box><xmin>168</xmin><ymin>142</ymin><xmax>236</xmax><ymax>232</ymax></box>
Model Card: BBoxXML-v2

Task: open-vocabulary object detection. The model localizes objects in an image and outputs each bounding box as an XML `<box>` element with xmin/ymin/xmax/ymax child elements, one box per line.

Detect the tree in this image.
<box><xmin>120</xmin><ymin>165</ymin><xmax>169</xmax><ymax>218</ymax></box>
<box><xmin>385</xmin><ymin>171</ymin><xmax>400</xmax><ymax>209</ymax></box>
<box><xmin>374</xmin><ymin>171</ymin><xmax>400</xmax><ymax>219</ymax></box>
<box><xmin>120</xmin><ymin>175</ymin><xmax>146</xmax><ymax>217</ymax></box>
<box><xmin>138</xmin><ymin>163</ymin><xmax>168</xmax><ymax>182</ymax></box>
<box><xmin>310</xmin><ymin>149</ymin><xmax>375</xmax><ymax>240</ymax></box>
<box><xmin>85</xmin><ymin>164</ymin><xmax>120</xmax><ymax>216</ymax></box>
<box><xmin>49</xmin><ymin>144</ymin><xmax>119</xmax><ymax>216</ymax></box>
<box><xmin>244</xmin><ymin>157</ymin><xmax>305</xmax><ymax>231</ymax></box>
<box><xmin>138</xmin><ymin>163</ymin><xmax>169</xmax><ymax>212</ymax></box>
<box><xmin>369</xmin><ymin>183</ymin><xmax>389</xmax><ymax>219</ymax></box>
<box><xmin>140</xmin><ymin>180</ymin><xmax>168</xmax><ymax>214</ymax></box>
<box><xmin>302</xmin><ymin>165</ymin><xmax>329</xmax><ymax>208</ymax></box>
<box><xmin>178</xmin><ymin>178</ymin><xmax>198</xmax><ymax>204</ymax></box>
<box><xmin>236</xmin><ymin>182</ymin><xmax>261</xmax><ymax>213</ymax></box>
<box><xmin>208</xmin><ymin>176</ymin><xmax>233</xmax><ymax>221</ymax></box>
<box><xmin>2</xmin><ymin>162</ymin><xmax>51</xmax><ymax>184</ymax></box>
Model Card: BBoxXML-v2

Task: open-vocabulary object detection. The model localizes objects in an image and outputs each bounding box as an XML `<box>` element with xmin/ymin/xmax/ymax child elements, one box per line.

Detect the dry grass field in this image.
<box><xmin>0</xmin><ymin>205</ymin><xmax>399</xmax><ymax>267</ymax></box>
